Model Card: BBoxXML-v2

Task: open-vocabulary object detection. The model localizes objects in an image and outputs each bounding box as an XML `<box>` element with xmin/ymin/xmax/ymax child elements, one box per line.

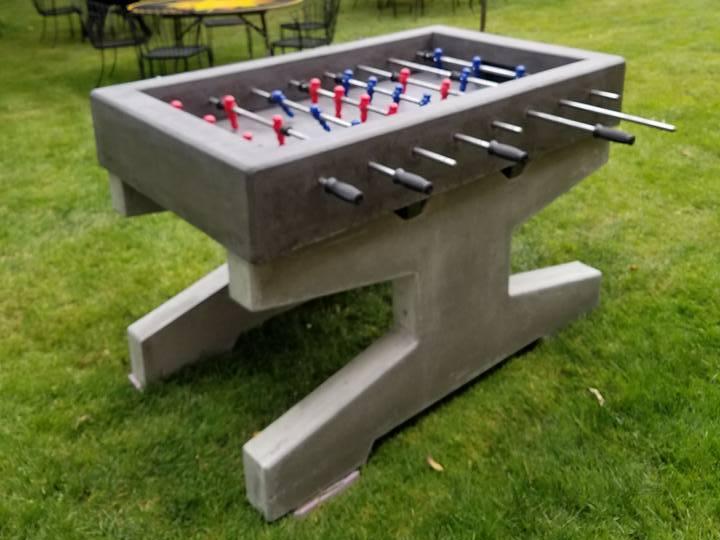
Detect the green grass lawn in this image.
<box><xmin>1</xmin><ymin>0</ymin><xmax>719</xmax><ymax>537</ymax></box>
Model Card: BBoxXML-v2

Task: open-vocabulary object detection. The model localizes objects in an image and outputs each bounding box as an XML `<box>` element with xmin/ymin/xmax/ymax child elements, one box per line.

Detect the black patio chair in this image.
<box><xmin>85</xmin><ymin>1</ymin><xmax>150</xmax><ymax>86</ymax></box>
<box><xmin>203</xmin><ymin>15</ymin><xmax>253</xmax><ymax>59</ymax></box>
<box><xmin>270</xmin><ymin>0</ymin><xmax>341</xmax><ymax>55</ymax></box>
<box><xmin>31</xmin><ymin>0</ymin><xmax>84</xmax><ymax>45</ymax></box>
<box><xmin>377</xmin><ymin>0</ymin><xmax>423</xmax><ymax>18</ymax></box>
<box><xmin>138</xmin><ymin>14</ymin><xmax>214</xmax><ymax>76</ymax></box>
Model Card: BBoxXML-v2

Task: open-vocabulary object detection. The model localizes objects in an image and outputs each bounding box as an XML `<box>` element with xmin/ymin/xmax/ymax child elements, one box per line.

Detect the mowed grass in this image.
<box><xmin>1</xmin><ymin>0</ymin><xmax>719</xmax><ymax>537</ymax></box>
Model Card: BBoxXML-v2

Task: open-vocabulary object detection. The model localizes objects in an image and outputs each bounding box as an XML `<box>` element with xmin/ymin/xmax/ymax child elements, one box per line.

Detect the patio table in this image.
<box><xmin>128</xmin><ymin>0</ymin><xmax>303</xmax><ymax>55</ymax></box>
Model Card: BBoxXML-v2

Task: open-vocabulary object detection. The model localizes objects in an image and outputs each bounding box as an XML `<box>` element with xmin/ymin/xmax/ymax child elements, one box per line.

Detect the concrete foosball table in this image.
<box><xmin>89</xmin><ymin>26</ymin><xmax>647</xmax><ymax>520</ymax></box>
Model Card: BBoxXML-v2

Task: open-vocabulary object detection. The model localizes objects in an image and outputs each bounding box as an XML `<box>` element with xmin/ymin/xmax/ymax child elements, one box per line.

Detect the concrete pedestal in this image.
<box><xmin>124</xmin><ymin>139</ymin><xmax>607</xmax><ymax>520</ymax></box>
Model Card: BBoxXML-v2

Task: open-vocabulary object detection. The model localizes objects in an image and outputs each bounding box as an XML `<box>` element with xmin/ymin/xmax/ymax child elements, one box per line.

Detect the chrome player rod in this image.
<box><xmin>387</xmin><ymin>58</ymin><xmax>498</xmax><ymax>88</ymax></box>
<box><xmin>415</xmin><ymin>50</ymin><xmax>517</xmax><ymax>78</ymax></box>
<box><xmin>412</xmin><ymin>147</ymin><xmax>457</xmax><ymax>167</ymax></box>
<box><xmin>527</xmin><ymin>110</ymin><xmax>635</xmax><ymax>144</ymax></box>
<box><xmin>559</xmin><ymin>99</ymin><xmax>676</xmax><ymax>132</ymax></box>
<box><xmin>324</xmin><ymin>71</ymin><xmax>422</xmax><ymax>105</ymax></box>
<box><xmin>208</xmin><ymin>96</ymin><xmax>309</xmax><ymax>140</ymax></box>
<box><xmin>355</xmin><ymin>64</ymin><xmax>461</xmax><ymax>96</ymax></box>
<box><xmin>252</xmin><ymin>88</ymin><xmax>352</xmax><ymax>127</ymax></box>
<box><xmin>288</xmin><ymin>80</ymin><xmax>387</xmax><ymax>115</ymax></box>
<box><xmin>286</xmin><ymin>87</ymin><xmax>454</xmax><ymax>167</ymax></box>
<box><xmin>590</xmin><ymin>89</ymin><xmax>621</xmax><ymax>100</ymax></box>
<box><xmin>492</xmin><ymin>120</ymin><xmax>524</xmax><ymax>134</ymax></box>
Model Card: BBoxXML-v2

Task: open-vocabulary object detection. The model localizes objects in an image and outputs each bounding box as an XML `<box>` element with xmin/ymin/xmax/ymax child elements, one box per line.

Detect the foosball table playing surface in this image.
<box><xmin>90</xmin><ymin>25</ymin><xmax>674</xmax><ymax>521</ymax></box>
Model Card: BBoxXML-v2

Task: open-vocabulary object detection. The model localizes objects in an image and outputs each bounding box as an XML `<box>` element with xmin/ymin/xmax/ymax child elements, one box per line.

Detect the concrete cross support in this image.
<box><xmin>124</xmin><ymin>139</ymin><xmax>608</xmax><ymax>521</ymax></box>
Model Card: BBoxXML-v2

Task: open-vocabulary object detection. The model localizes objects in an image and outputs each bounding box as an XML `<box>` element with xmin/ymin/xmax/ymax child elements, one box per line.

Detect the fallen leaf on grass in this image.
<box><xmin>629</xmin><ymin>264</ymin><xmax>638</xmax><ymax>272</ymax></box>
<box><xmin>426</xmin><ymin>455</ymin><xmax>445</xmax><ymax>472</ymax></box>
<box><xmin>588</xmin><ymin>387</ymin><xmax>605</xmax><ymax>406</ymax></box>
<box><xmin>74</xmin><ymin>414</ymin><xmax>92</xmax><ymax>429</ymax></box>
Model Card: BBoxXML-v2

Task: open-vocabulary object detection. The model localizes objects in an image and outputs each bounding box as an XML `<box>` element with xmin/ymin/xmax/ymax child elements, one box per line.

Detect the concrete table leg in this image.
<box><xmin>127</xmin><ymin>264</ymin><xmax>291</xmax><ymax>389</ymax></box>
<box><xmin>121</xmin><ymin>139</ymin><xmax>608</xmax><ymax>519</ymax></box>
<box><xmin>227</xmin><ymin>139</ymin><xmax>609</xmax><ymax>520</ymax></box>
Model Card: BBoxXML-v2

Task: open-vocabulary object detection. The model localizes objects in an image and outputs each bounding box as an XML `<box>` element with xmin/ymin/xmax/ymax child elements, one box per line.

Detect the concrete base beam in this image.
<box><xmin>125</xmin><ymin>139</ymin><xmax>608</xmax><ymax>520</ymax></box>
<box><xmin>127</xmin><ymin>265</ymin><xmax>291</xmax><ymax>389</ymax></box>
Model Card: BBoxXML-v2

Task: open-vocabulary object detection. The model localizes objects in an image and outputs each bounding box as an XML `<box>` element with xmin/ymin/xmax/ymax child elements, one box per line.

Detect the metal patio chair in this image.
<box><xmin>203</xmin><ymin>15</ymin><xmax>254</xmax><ymax>59</ymax></box>
<box><xmin>85</xmin><ymin>1</ymin><xmax>150</xmax><ymax>86</ymax></box>
<box><xmin>138</xmin><ymin>14</ymin><xmax>214</xmax><ymax>76</ymax></box>
<box><xmin>270</xmin><ymin>0</ymin><xmax>341</xmax><ymax>55</ymax></box>
<box><xmin>31</xmin><ymin>0</ymin><xmax>84</xmax><ymax>45</ymax></box>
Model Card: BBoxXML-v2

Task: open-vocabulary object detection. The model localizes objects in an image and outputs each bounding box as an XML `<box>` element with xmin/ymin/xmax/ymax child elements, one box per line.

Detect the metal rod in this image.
<box><xmin>491</xmin><ymin>120</ymin><xmax>524</xmax><ymax>134</ymax></box>
<box><xmin>559</xmin><ymin>99</ymin><xmax>676</xmax><ymax>132</ymax></box>
<box><xmin>288</xmin><ymin>80</ymin><xmax>386</xmax><ymax>115</ymax></box>
<box><xmin>415</xmin><ymin>50</ymin><xmax>517</xmax><ymax>78</ymax></box>
<box><xmin>526</xmin><ymin>109</ymin><xmax>594</xmax><ymax>132</ymax></box>
<box><xmin>527</xmin><ymin>109</ymin><xmax>635</xmax><ymax>144</ymax></box>
<box><xmin>590</xmin><ymin>89</ymin><xmax>621</xmax><ymax>100</ymax></box>
<box><xmin>356</xmin><ymin>64</ymin><xmax>461</xmax><ymax>96</ymax></box>
<box><xmin>233</xmin><ymin>105</ymin><xmax>309</xmax><ymax>140</ymax></box>
<box><xmin>453</xmin><ymin>133</ymin><xmax>490</xmax><ymax>149</ymax></box>
<box><xmin>388</xmin><ymin>58</ymin><xmax>498</xmax><ymax>88</ymax></box>
<box><xmin>252</xmin><ymin>88</ymin><xmax>352</xmax><ymax>127</ymax></box>
<box><xmin>323</xmin><ymin>72</ymin><xmax>422</xmax><ymax>105</ymax></box>
<box><xmin>412</xmin><ymin>147</ymin><xmax>457</xmax><ymax>167</ymax></box>
<box><xmin>368</xmin><ymin>161</ymin><xmax>395</xmax><ymax>176</ymax></box>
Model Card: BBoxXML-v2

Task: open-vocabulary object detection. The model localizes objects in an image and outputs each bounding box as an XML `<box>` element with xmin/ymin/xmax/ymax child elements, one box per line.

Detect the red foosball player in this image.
<box><xmin>272</xmin><ymin>115</ymin><xmax>286</xmax><ymax>146</ymax></box>
<box><xmin>359</xmin><ymin>94</ymin><xmax>370</xmax><ymax>123</ymax></box>
<box><xmin>222</xmin><ymin>95</ymin><xmax>239</xmax><ymax>130</ymax></box>
<box><xmin>309</xmin><ymin>78</ymin><xmax>321</xmax><ymax>104</ymax></box>
<box><xmin>333</xmin><ymin>86</ymin><xmax>344</xmax><ymax>118</ymax></box>
<box><xmin>398</xmin><ymin>68</ymin><xmax>411</xmax><ymax>93</ymax></box>
<box><xmin>440</xmin><ymin>79</ymin><xmax>451</xmax><ymax>100</ymax></box>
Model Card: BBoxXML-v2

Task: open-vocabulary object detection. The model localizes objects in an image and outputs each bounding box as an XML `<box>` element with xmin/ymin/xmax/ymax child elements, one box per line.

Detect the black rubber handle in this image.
<box><xmin>593</xmin><ymin>124</ymin><xmax>635</xmax><ymax>145</ymax></box>
<box><xmin>392</xmin><ymin>169</ymin><xmax>433</xmax><ymax>194</ymax></box>
<box><xmin>319</xmin><ymin>177</ymin><xmax>363</xmax><ymax>205</ymax></box>
<box><xmin>488</xmin><ymin>140</ymin><xmax>529</xmax><ymax>163</ymax></box>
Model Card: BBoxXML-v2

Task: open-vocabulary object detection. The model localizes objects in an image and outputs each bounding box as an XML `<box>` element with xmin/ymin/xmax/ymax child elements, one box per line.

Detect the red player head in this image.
<box><xmin>170</xmin><ymin>99</ymin><xmax>183</xmax><ymax>109</ymax></box>
<box><xmin>387</xmin><ymin>102</ymin><xmax>399</xmax><ymax>115</ymax></box>
<box><xmin>203</xmin><ymin>114</ymin><xmax>217</xmax><ymax>124</ymax></box>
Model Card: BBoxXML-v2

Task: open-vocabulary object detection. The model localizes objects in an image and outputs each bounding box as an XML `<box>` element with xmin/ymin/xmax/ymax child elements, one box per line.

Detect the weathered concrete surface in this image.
<box><xmin>97</xmin><ymin>26</ymin><xmax>622</xmax><ymax>520</ymax></box>
<box><xmin>224</xmin><ymin>138</ymin><xmax>607</xmax><ymax>520</ymax></box>
<box><xmin>91</xmin><ymin>25</ymin><xmax>624</xmax><ymax>263</ymax></box>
